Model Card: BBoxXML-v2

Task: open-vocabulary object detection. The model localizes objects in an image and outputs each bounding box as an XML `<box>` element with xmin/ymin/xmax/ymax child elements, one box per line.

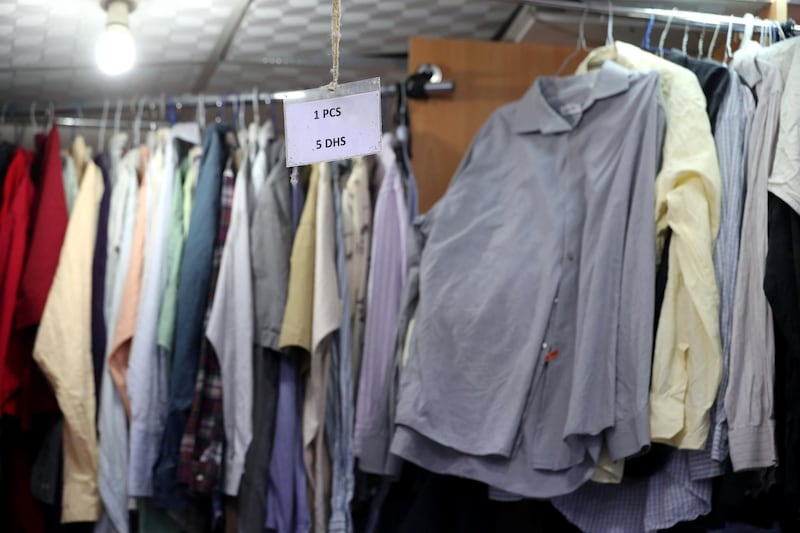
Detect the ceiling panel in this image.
<box><xmin>0</xmin><ymin>0</ymin><xmax>507</xmax><ymax>107</ymax></box>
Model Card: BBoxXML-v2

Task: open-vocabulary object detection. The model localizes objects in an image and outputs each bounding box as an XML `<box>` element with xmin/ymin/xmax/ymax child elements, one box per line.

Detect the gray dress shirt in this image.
<box><xmin>390</xmin><ymin>62</ymin><xmax>664</xmax><ymax>498</ymax></box>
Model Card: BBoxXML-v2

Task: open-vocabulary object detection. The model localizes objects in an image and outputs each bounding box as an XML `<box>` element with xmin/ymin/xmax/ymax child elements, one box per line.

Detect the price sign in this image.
<box><xmin>283</xmin><ymin>77</ymin><xmax>382</xmax><ymax>167</ymax></box>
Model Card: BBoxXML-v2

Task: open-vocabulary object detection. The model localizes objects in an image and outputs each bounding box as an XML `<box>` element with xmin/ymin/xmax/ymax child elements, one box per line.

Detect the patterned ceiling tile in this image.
<box><xmin>0</xmin><ymin>0</ymin><xmax>512</xmax><ymax>106</ymax></box>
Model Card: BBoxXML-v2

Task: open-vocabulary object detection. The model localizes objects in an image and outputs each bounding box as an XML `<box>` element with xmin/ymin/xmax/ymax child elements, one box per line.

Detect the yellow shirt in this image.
<box><xmin>33</xmin><ymin>160</ymin><xmax>103</xmax><ymax>523</ymax></box>
<box><xmin>578</xmin><ymin>42</ymin><xmax>722</xmax><ymax>450</ymax></box>
<box><xmin>279</xmin><ymin>165</ymin><xmax>319</xmax><ymax>352</ymax></box>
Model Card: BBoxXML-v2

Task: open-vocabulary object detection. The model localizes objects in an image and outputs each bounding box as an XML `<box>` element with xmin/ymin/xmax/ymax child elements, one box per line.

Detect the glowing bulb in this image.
<box><xmin>96</xmin><ymin>23</ymin><xmax>135</xmax><ymax>76</ymax></box>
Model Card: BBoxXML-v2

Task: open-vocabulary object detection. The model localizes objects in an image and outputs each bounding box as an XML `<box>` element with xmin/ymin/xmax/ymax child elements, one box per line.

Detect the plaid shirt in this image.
<box><xmin>178</xmin><ymin>163</ymin><xmax>236</xmax><ymax>494</ymax></box>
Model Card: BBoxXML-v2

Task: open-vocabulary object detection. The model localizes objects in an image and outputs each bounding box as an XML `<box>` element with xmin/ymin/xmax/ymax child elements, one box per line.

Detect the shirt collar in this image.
<box><xmin>511</xmin><ymin>61</ymin><xmax>631</xmax><ymax>134</ymax></box>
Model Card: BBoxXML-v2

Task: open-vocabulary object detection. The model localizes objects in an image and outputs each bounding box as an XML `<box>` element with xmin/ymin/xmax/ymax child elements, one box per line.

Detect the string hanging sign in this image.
<box><xmin>282</xmin><ymin>0</ymin><xmax>382</xmax><ymax>167</ymax></box>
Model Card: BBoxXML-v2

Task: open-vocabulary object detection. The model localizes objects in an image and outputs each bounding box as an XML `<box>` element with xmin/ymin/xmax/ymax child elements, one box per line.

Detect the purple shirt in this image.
<box><xmin>353</xmin><ymin>139</ymin><xmax>408</xmax><ymax>471</ymax></box>
<box><xmin>264</xmin><ymin>173</ymin><xmax>311</xmax><ymax>533</ymax></box>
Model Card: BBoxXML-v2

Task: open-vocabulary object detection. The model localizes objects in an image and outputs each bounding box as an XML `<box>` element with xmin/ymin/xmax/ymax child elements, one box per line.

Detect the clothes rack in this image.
<box><xmin>499</xmin><ymin>0</ymin><xmax>800</xmax><ymax>33</ymax></box>
<box><xmin>0</xmin><ymin>79</ymin><xmax>455</xmax><ymax>127</ymax></box>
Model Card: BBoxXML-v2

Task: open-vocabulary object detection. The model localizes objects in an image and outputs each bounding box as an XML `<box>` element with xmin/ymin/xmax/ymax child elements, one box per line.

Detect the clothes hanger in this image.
<box><xmin>605</xmin><ymin>0</ymin><xmax>614</xmax><ymax>46</ymax></box>
<box><xmin>251</xmin><ymin>88</ymin><xmax>260</xmax><ymax>127</ymax></box>
<box><xmin>724</xmin><ymin>16</ymin><xmax>734</xmax><ymax>64</ymax></box>
<box><xmin>742</xmin><ymin>13</ymin><xmax>755</xmax><ymax>47</ymax></box>
<box><xmin>681</xmin><ymin>23</ymin><xmax>690</xmax><ymax>54</ymax></box>
<box><xmin>658</xmin><ymin>8</ymin><xmax>677</xmax><ymax>58</ymax></box>
<box><xmin>556</xmin><ymin>6</ymin><xmax>589</xmax><ymax>75</ymax></box>
<box><xmin>707</xmin><ymin>21</ymin><xmax>721</xmax><ymax>60</ymax></box>
<box><xmin>696</xmin><ymin>28</ymin><xmax>704</xmax><ymax>58</ymax></box>
<box><xmin>196</xmin><ymin>93</ymin><xmax>206</xmax><ymax>131</ymax></box>
<box><xmin>113</xmin><ymin>98</ymin><xmax>123</xmax><ymax>139</ymax></box>
<box><xmin>30</xmin><ymin>102</ymin><xmax>38</xmax><ymax>135</ymax></box>
<box><xmin>45</xmin><ymin>102</ymin><xmax>54</xmax><ymax>131</ymax></box>
<box><xmin>98</xmin><ymin>99</ymin><xmax>109</xmax><ymax>154</ymax></box>
<box><xmin>640</xmin><ymin>14</ymin><xmax>656</xmax><ymax>51</ymax></box>
<box><xmin>133</xmin><ymin>97</ymin><xmax>145</xmax><ymax>146</ymax></box>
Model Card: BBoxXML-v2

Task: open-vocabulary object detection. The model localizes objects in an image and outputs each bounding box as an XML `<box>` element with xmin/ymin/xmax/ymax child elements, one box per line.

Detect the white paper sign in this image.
<box><xmin>283</xmin><ymin>77</ymin><xmax>382</xmax><ymax>167</ymax></box>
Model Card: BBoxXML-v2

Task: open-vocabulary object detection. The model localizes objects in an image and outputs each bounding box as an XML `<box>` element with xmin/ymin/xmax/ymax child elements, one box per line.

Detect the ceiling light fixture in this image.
<box><xmin>96</xmin><ymin>0</ymin><xmax>137</xmax><ymax>76</ymax></box>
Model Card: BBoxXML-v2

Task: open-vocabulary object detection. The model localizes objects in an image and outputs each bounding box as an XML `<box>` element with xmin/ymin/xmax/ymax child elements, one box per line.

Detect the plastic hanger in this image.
<box><xmin>46</xmin><ymin>102</ymin><xmax>54</xmax><ymax>131</ymax></box>
<box><xmin>605</xmin><ymin>0</ymin><xmax>614</xmax><ymax>46</ymax></box>
<box><xmin>640</xmin><ymin>14</ymin><xmax>656</xmax><ymax>51</ymax></box>
<box><xmin>707</xmin><ymin>22</ymin><xmax>721</xmax><ymax>60</ymax></box>
<box><xmin>697</xmin><ymin>27</ymin><xmax>705</xmax><ymax>58</ymax></box>
<box><xmin>681</xmin><ymin>23</ymin><xmax>690</xmax><ymax>54</ymax></box>
<box><xmin>724</xmin><ymin>16</ymin><xmax>734</xmax><ymax>64</ymax></box>
<box><xmin>197</xmin><ymin>94</ymin><xmax>206</xmax><ymax>131</ymax></box>
<box><xmin>133</xmin><ymin>98</ymin><xmax>145</xmax><ymax>146</ymax></box>
<box><xmin>98</xmin><ymin>99</ymin><xmax>109</xmax><ymax>153</ymax></box>
<box><xmin>113</xmin><ymin>98</ymin><xmax>123</xmax><ymax>139</ymax></box>
<box><xmin>742</xmin><ymin>13</ymin><xmax>755</xmax><ymax>47</ymax></box>
<box><xmin>658</xmin><ymin>8</ymin><xmax>677</xmax><ymax>58</ymax></box>
<box><xmin>251</xmin><ymin>88</ymin><xmax>260</xmax><ymax>127</ymax></box>
<box><xmin>555</xmin><ymin>6</ymin><xmax>589</xmax><ymax>75</ymax></box>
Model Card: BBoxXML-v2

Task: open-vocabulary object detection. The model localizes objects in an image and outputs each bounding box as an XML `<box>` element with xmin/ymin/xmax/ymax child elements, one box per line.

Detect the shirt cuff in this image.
<box><xmin>729</xmin><ymin>420</ymin><xmax>777</xmax><ymax>471</ymax></box>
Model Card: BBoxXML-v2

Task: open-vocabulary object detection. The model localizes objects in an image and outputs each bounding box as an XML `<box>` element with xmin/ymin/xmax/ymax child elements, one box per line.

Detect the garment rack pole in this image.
<box><xmin>0</xmin><ymin>80</ymin><xmax>455</xmax><ymax>123</ymax></box>
<box><xmin>498</xmin><ymin>0</ymin><xmax>800</xmax><ymax>33</ymax></box>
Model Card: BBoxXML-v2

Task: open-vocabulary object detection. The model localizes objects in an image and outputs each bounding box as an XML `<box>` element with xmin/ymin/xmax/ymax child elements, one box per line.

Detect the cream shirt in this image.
<box><xmin>33</xmin><ymin>159</ymin><xmax>103</xmax><ymax>523</ymax></box>
<box><xmin>578</xmin><ymin>42</ymin><xmax>722</xmax><ymax>450</ymax></box>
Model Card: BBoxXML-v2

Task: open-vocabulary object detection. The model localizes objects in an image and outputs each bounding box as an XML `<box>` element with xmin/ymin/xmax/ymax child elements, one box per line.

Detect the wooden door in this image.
<box><xmin>407</xmin><ymin>37</ymin><xmax>585</xmax><ymax>212</ymax></box>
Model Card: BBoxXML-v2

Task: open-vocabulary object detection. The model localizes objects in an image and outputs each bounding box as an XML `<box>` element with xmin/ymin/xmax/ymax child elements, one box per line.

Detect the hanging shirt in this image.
<box><xmin>328</xmin><ymin>162</ymin><xmax>355</xmax><ymax>533</ymax></box>
<box><xmin>689</xmin><ymin>69</ymin><xmax>755</xmax><ymax>479</ymax></box>
<box><xmin>342</xmin><ymin>157</ymin><xmax>372</xmax><ymax>387</ymax></box>
<box><xmin>307</xmin><ymin>163</ymin><xmax>341</xmax><ymax>533</ymax></box>
<box><xmin>667</xmin><ymin>50</ymin><xmax>731</xmax><ymax>133</ymax></box>
<box><xmin>207</xmin><ymin>152</ymin><xmax>254</xmax><ymax>496</ymax></box>
<box><xmin>33</xmin><ymin>156</ymin><xmax>104</xmax><ymax>524</ymax></box>
<box><xmin>265</xmin><ymin>174</ymin><xmax>311</xmax><ymax>533</ymax></box>
<box><xmin>578</xmin><ymin>42</ymin><xmax>723</xmax><ymax>450</ymax></box>
<box><xmin>157</xmin><ymin>148</ymin><xmax>200</xmax><ymax>358</ymax></box>
<box><xmin>108</xmin><ymin>146</ymin><xmax>149</xmax><ymax>418</ymax></box>
<box><xmin>97</xmin><ymin>146</ymin><xmax>145</xmax><ymax>533</ymax></box>
<box><xmin>391</xmin><ymin>62</ymin><xmax>662</xmax><ymax>498</ymax></box>
<box><xmin>92</xmin><ymin>154</ymin><xmax>112</xmax><ymax>417</ymax></box>
<box><xmin>0</xmin><ymin>149</ymin><xmax>35</xmax><ymax>410</ymax></box>
<box><xmin>177</xmin><ymin>162</ymin><xmax>235</xmax><ymax>495</ymax></box>
<box><xmin>14</xmin><ymin>126</ymin><xmax>68</xmax><ymax>331</ymax></box>
<box><xmin>153</xmin><ymin>123</ymin><xmax>232</xmax><ymax>509</ymax></box>
<box><xmin>354</xmin><ymin>137</ymin><xmax>408</xmax><ymax>473</ymax></box>
<box><xmin>757</xmin><ymin>38</ymin><xmax>800</xmax><ymax>213</ymax></box>
<box><xmin>128</xmin><ymin>134</ymin><xmax>177</xmax><ymax>497</ymax></box>
<box><xmin>726</xmin><ymin>46</ymin><xmax>782</xmax><ymax>471</ymax></box>
<box><xmin>238</xmin><ymin>137</ymin><xmax>288</xmax><ymax>533</ymax></box>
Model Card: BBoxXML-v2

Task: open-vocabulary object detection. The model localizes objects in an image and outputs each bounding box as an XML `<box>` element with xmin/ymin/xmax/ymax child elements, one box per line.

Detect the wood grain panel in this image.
<box><xmin>408</xmin><ymin>37</ymin><xmax>584</xmax><ymax>212</ymax></box>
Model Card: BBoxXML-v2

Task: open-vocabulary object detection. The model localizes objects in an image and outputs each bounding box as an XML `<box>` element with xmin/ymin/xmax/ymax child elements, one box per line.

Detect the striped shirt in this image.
<box><xmin>353</xmin><ymin>134</ymin><xmax>408</xmax><ymax>470</ymax></box>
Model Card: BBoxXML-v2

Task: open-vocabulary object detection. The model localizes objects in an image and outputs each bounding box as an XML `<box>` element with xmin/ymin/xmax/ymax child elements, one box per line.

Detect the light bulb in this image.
<box><xmin>96</xmin><ymin>23</ymin><xmax>135</xmax><ymax>76</ymax></box>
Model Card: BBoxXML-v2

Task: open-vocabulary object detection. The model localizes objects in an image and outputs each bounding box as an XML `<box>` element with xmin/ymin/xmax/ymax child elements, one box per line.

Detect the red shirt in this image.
<box><xmin>0</xmin><ymin>149</ymin><xmax>34</xmax><ymax>414</ymax></box>
<box><xmin>14</xmin><ymin>126</ymin><xmax>69</xmax><ymax>329</ymax></box>
<box><xmin>3</xmin><ymin>127</ymin><xmax>65</xmax><ymax>423</ymax></box>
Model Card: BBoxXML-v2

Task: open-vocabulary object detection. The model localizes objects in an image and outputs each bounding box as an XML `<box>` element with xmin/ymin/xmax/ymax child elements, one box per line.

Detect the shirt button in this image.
<box><xmin>553</xmin><ymin>297</ymin><xmax>559</xmax><ymax>304</ymax></box>
<box><xmin>542</xmin><ymin>342</ymin><xmax>548</xmax><ymax>350</ymax></box>
<box><xmin>567</xmin><ymin>254</ymin><xmax>575</xmax><ymax>262</ymax></box>
<box><xmin>196</xmin><ymin>474</ymin><xmax>204</xmax><ymax>483</ymax></box>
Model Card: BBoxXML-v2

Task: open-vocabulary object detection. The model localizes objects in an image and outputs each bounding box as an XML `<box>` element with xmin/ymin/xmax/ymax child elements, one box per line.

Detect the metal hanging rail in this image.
<box><xmin>0</xmin><ymin>79</ymin><xmax>455</xmax><ymax>124</ymax></box>
<box><xmin>497</xmin><ymin>0</ymin><xmax>800</xmax><ymax>33</ymax></box>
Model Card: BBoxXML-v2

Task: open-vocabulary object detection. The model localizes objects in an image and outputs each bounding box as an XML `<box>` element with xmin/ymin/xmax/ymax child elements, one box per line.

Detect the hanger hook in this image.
<box><xmin>555</xmin><ymin>6</ymin><xmax>589</xmax><ymax>76</ymax></box>
<box><xmin>98</xmin><ymin>98</ymin><xmax>109</xmax><ymax>153</ymax></box>
<box><xmin>724</xmin><ymin>15</ymin><xmax>734</xmax><ymax>63</ymax></box>
<box><xmin>697</xmin><ymin>27</ymin><xmax>705</xmax><ymax>58</ymax></box>
<box><xmin>197</xmin><ymin>93</ymin><xmax>206</xmax><ymax>130</ymax></box>
<box><xmin>252</xmin><ymin>87</ymin><xmax>260</xmax><ymax>126</ymax></box>
<box><xmin>46</xmin><ymin>101</ymin><xmax>54</xmax><ymax>130</ymax></box>
<box><xmin>707</xmin><ymin>21</ymin><xmax>721</xmax><ymax>60</ymax></box>
<box><xmin>681</xmin><ymin>23</ymin><xmax>690</xmax><ymax>54</ymax></box>
<box><xmin>605</xmin><ymin>1</ymin><xmax>614</xmax><ymax>46</ymax></box>
<box><xmin>658</xmin><ymin>8</ymin><xmax>677</xmax><ymax>57</ymax></box>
